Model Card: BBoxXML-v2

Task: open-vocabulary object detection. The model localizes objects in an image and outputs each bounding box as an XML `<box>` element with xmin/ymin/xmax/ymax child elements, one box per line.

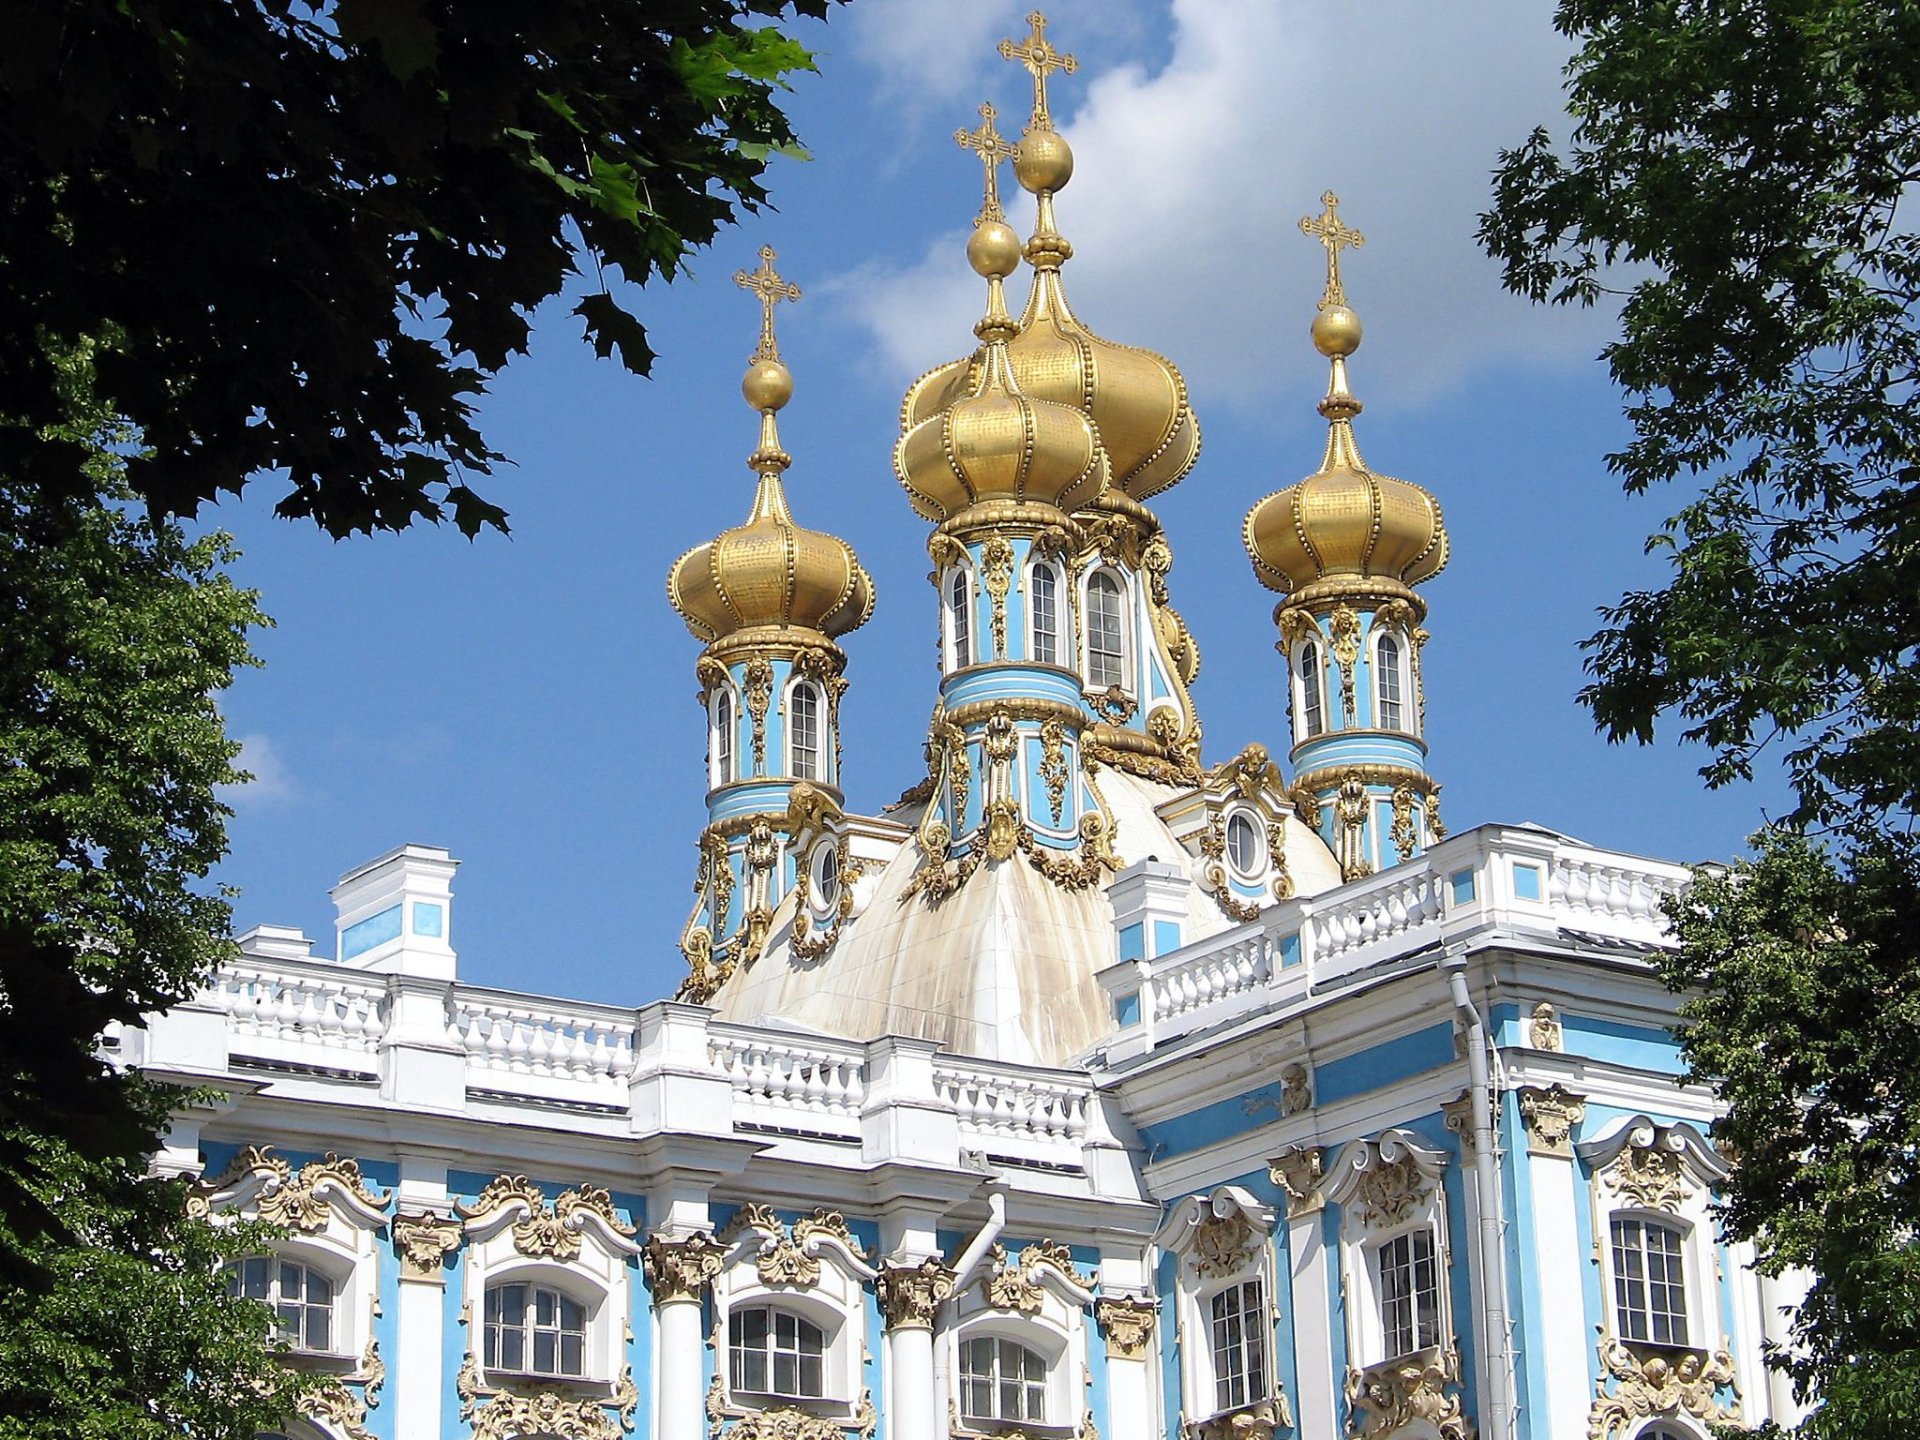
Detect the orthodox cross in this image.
<box><xmin>955</xmin><ymin>103</ymin><xmax>1016</xmax><ymax>224</ymax></box>
<box><xmin>1299</xmin><ymin>191</ymin><xmax>1366</xmax><ymax>310</ymax></box>
<box><xmin>998</xmin><ymin>11</ymin><xmax>1077</xmax><ymax>132</ymax></box>
<box><xmin>734</xmin><ymin>246</ymin><xmax>801</xmax><ymax>363</ymax></box>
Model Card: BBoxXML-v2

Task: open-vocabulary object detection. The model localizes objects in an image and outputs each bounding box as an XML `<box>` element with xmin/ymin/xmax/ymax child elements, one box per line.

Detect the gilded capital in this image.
<box><xmin>1095</xmin><ymin>1295</ymin><xmax>1157</xmax><ymax>1359</ymax></box>
<box><xmin>642</xmin><ymin>1231</ymin><xmax>725</xmax><ymax>1306</ymax></box>
<box><xmin>875</xmin><ymin>1257</ymin><xmax>956</xmax><ymax>1331</ymax></box>
<box><xmin>393</xmin><ymin>1210</ymin><xmax>463</xmax><ymax>1282</ymax></box>
<box><xmin>1517</xmin><ymin>1084</ymin><xmax>1586</xmax><ymax>1158</ymax></box>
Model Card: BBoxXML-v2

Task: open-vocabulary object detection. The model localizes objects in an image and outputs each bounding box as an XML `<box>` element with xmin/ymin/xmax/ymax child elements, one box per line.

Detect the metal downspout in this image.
<box><xmin>1445</xmin><ymin>948</ymin><xmax>1512</xmax><ymax>1440</ymax></box>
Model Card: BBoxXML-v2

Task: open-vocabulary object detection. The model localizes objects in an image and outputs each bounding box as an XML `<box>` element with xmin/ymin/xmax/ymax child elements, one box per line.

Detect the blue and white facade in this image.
<box><xmin>132</xmin><ymin>19</ymin><xmax>1803</xmax><ymax>1440</ymax></box>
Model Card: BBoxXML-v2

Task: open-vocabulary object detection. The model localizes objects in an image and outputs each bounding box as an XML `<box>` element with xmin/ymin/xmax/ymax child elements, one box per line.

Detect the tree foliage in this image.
<box><xmin>1663</xmin><ymin>832</ymin><xmax>1920</xmax><ymax>1439</ymax></box>
<box><xmin>0</xmin><ymin>0</ymin><xmax>831</xmax><ymax>537</ymax></box>
<box><xmin>1480</xmin><ymin>0</ymin><xmax>1920</xmax><ymax>836</ymax></box>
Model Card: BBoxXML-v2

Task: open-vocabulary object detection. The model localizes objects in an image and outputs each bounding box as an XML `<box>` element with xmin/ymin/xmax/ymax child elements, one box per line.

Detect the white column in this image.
<box><xmin>1273</xmin><ymin>1148</ymin><xmax>1335</xmax><ymax>1439</ymax></box>
<box><xmin>878</xmin><ymin>1259</ymin><xmax>955</xmax><ymax>1440</ymax></box>
<box><xmin>1095</xmin><ymin>1295</ymin><xmax>1158</xmax><ymax>1440</ymax></box>
<box><xmin>390</xmin><ymin>1163</ymin><xmax>460</xmax><ymax>1440</ymax></box>
<box><xmin>644</xmin><ymin>1234</ymin><xmax>724</xmax><ymax>1440</ymax></box>
<box><xmin>1518</xmin><ymin>1088</ymin><xmax>1591</xmax><ymax>1440</ymax></box>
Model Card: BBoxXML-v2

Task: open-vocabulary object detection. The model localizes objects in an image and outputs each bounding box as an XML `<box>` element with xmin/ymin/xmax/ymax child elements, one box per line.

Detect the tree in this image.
<box><xmin>1481</xmin><ymin>4</ymin><xmax>1920</xmax><ymax>1435</ymax></box>
<box><xmin>1479</xmin><ymin>0</ymin><xmax>1920</xmax><ymax>838</ymax></box>
<box><xmin>0</xmin><ymin>0</ymin><xmax>831</xmax><ymax>537</ymax></box>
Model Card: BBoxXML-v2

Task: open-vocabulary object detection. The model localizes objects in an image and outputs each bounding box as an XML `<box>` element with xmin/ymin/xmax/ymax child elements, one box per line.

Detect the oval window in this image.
<box><xmin>1226</xmin><ymin>812</ymin><xmax>1263</xmax><ymax>876</ymax></box>
<box><xmin>811</xmin><ymin>842</ymin><xmax>841</xmax><ymax>911</ymax></box>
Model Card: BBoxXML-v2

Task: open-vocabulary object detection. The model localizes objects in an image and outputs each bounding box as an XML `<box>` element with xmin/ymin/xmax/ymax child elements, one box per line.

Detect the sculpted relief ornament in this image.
<box><xmin>1345</xmin><ymin>1348</ymin><xmax>1472</xmax><ymax>1440</ymax></box>
<box><xmin>707</xmin><ymin>1382</ymin><xmax>877</xmax><ymax>1440</ymax></box>
<box><xmin>719</xmin><ymin>1203</ymin><xmax>870</xmax><ymax>1290</ymax></box>
<box><xmin>1579</xmin><ymin>1117</ymin><xmax>1728</xmax><ymax>1217</ymax></box>
<box><xmin>875</xmin><ymin>1256</ymin><xmax>956</xmax><ymax>1330</ymax></box>
<box><xmin>187</xmin><ymin>1145</ymin><xmax>391</xmax><ymax>1232</ymax></box>
<box><xmin>1094</xmin><ymin>1295</ymin><xmax>1156</xmax><ymax>1359</ymax></box>
<box><xmin>393</xmin><ymin>1208</ymin><xmax>464</xmax><ymax>1280</ymax></box>
<box><xmin>1517</xmin><ymin>1084</ymin><xmax>1587</xmax><ymax>1158</ymax></box>
<box><xmin>643</xmin><ymin>1230</ymin><xmax>727</xmax><ymax>1305</ymax></box>
<box><xmin>458</xmin><ymin>1354</ymin><xmax>638</xmax><ymax>1440</ymax></box>
<box><xmin>981</xmin><ymin>1239</ymin><xmax>1089</xmax><ymax>1314</ymax></box>
<box><xmin>457</xmin><ymin>1175</ymin><xmax>639</xmax><ymax>1263</ymax></box>
<box><xmin>1587</xmin><ymin>1340</ymin><xmax>1737</xmax><ymax>1440</ymax></box>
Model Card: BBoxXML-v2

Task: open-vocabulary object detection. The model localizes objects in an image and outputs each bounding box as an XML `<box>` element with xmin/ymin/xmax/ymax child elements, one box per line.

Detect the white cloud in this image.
<box><xmin>832</xmin><ymin>0</ymin><xmax>1610</xmax><ymax>413</ymax></box>
<box><xmin>222</xmin><ymin>732</ymin><xmax>302</xmax><ymax>811</ymax></box>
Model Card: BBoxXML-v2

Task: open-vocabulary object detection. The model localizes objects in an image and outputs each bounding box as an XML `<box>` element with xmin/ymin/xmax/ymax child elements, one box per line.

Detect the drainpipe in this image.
<box><xmin>949</xmin><ymin>1192</ymin><xmax>1008</xmax><ymax>1289</ymax></box>
<box><xmin>1445</xmin><ymin>947</ymin><xmax>1511</xmax><ymax>1440</ymax></box>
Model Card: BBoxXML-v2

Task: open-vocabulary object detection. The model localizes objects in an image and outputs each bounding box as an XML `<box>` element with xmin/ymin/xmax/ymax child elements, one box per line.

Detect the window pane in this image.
<box><xmin>561</xmin><ymin>1331</ymin><xmax>583</xmax><ymax>1378</ymax></box>
<box><xmin>1300</xmin><ymin>643</ymin><xmax>1325</xmax><ymax>737</ymax></box>
<box><xmin>1377</xmin><ymin>636</ymin><xmax>1403</xmax><ymax>730</ymax></box>
<box><xmin>799</xmin><ymin>1351</ymin><xmax>824</xmax><ymax>1398</ymax></box>
<box><xmin>774</xmin><ymin>1351</ymin><xmax>797</xmax><ymax>1396</ymax></box>
<box><xmin>535</xmin><ymin>1288</ymin><xmax>556</xmax><ymax>1327</ymax></box>
<box><xmin>1088</xmin><ymin>574</ymin><xmax>1125</xmax><ymax>688</ymax></box>
<box><xmin>307</xmin><ymin>1305</ymin><xmax>331</xmax><ymax>1353</ymax></box>
<box><xmin>501</xmin><ymin>1327</ymin><xmax>524</xmax><ymax>1372</ymax></box>
<box><xmin>534</xmin><ymin>1331</ymin><xmax>557</xmax><ymax>1374</ymax></box>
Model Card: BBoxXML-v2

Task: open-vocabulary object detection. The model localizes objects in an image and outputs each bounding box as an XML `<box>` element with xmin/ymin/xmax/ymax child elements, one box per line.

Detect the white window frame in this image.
<box><xmin>786</xmin><ymin>678</ymin><xmax>826</xmax><ymax>783</ymax></box>
<box><xmin>942</xmin><ymin>1244</ymin><xmax>1091</xmax><ymax>1437</ymax></box>
<box><xmin>1372</xmin><ymin>1224</ymin><xmax>1443</xmax><ymax>1361</ymax></box>
<box><xmin>482</xmin><ymin>1274</ymin><xmax>594</xmax><ymax>1380</ymax></box>
<box><xmin>1578</xmin><ymin>1117</ymin><xmax>1731</xmax><ymax>1361</ymax></box>
<box><xmin>729</xmin><ymin>1302</ymin><xmax>832</xmax><ymax>1401</ymax></box>
<box><xmin>1153</xmin><ymin>1186</ymin><xmax>1281</xmax><ymax>1427</ymax></box>
<box><xmin>945</xmin><ymin>564</ymin><xmax>976</xmax><ymax>672</ymax></box>
<box><xmin>1607</xmin><ymin>1212</ymin><xmax>1693</xmax><ymax>1348</ymax></box>
<box><xmin>1223</xmin><ymin>808</ymin><xmax>1266</xmax><ymax>882</ymax></box>
<box><xmin>226</xmin><ymin>1251</ymin><xmax>345</xmax><ymax>1356</ymax></box>
<box><xmin>714</xmin><ymin>1211</ymin><xmax>876</xmax><ymax>1417</ymax></box>
<box><xmin>1324</xmin><ymin>1129</ymin><xmax>1453</xmax><ymax>1373</ymax></box>
<box><xmin>1028</xmin><ymin>558</ymin><xmax>1066</xmax><ymax>668</ymax></box>
<box><xmin>956</xmin><ymin>1330</ymin><xmax>1053</xmax><ymax>1427</ymax></box>
<box><xmin>711</xmin><ymin>684</ymin><xmax>737</xmax><ymax>788</ymax></box>
<box><xmin>1371</xmin><ymin>626</ymin><xmax>1412</xmax><ymax>734</ymax></box>
<box><xmin>1205</xmin><ymin>1274</ymin><xmax>1270</xmax><ymax>1415</ymax></box>
<box><xmin>806</xmin><ymin>838</ymin><xmax>842</xmax><ymax>919</ymax></box>
<box><xmin>1293</xmin><ymin>638</ymin><xmax>1328</xmax><ymax>744</ymax></box>
<box><xmin>1081</xmin><ymin>567</ymin><xmax>1132</xmax><ymax>694</ymax></box>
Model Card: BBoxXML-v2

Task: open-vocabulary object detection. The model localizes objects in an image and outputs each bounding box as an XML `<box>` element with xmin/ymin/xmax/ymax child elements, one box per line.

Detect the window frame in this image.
<box><xmin>482</xmin><ymin>1277</ymin><xmax>592</xmax><ymax>1381</ymax></box>
<box><xmin>1154</xmin><ymin>1186</ymin><xmax>1281</xmax><ymax>1427</ymax></box>
<box><xmin>226</xmin><ymin>1252</ymin><xmax>342</xmax><ymax>1356</ymax></box>
<box><xmin>1082</xmin><ymin>568</ymin><xmax>1131</xmax><ymax>693</ymax></box>
<box><xmin>729</xmin><ymin>1303</ymin><xmax>831</xmax><ymax>1402</ymax></box>
<box><xmin>1028</xmin><ymin>558</ymin><xmax>1065</xmax><ymax>668</ymax></box>
<box><xmin>1223</xmin><ymin>808</ymin><xmax>1266</xmax><ymax>881</ymax></box>
<box><xmin>945</xmin><ymin>564</ymin><xmax>975</xmax><ymax>672</ymax></box>
<box><xmin>787</xmin><ymin>679</ymin><xmax>825</xmax><ymax>783</ymax></box>
<box><xmin>1294</xmin><ymin>638</ymin><xmax>1328</xmax><ymax>743</ymax></box>
<box><xmin>711</xmin><ymin>684</ymin><xmax>737</xmax><ymax>788</ymax></box>
<box><xmin>1373</xmin><ymin>628</ymin><xmax>1409</xmax><ymax>733</ymax></box>
<box><xmin>1324</xmin><ymin>1129</ymin><xmax>1454</xmax><ymax>1377</ymax></box>
<box><xmin>1372</xmin><ymin>1224</ymin><xmax>1443</xmax><ymax>1361</ymax></box>
<box><xmin>956</xmin><ymin>1332</ymin><xmax>1052</xmax><ymax>1427</ymax></box>
<box><xmin>1608</xmin><ymin>1212</ymin><xmax>1691</xmax><ymax>1348</ymax></box>
<box><xmin>1205</xmin><ymin>1275</ymin><xmax>1270</xmax><ymax>1415</ymax></box>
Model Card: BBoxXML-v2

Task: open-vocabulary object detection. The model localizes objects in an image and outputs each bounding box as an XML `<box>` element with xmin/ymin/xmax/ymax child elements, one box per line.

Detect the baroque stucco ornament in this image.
<box><xmin>393</xmin><ymin>1209</ymin><xmax>463</xmax><ymax>1280</ymax></box>
<box><xmin>1186</xmin><ymin>1397</ymin><xmax>1293</xmax><ymax>1440</ymax></box>
<box><xmin>1580</xmin><ymin>1118</ymin><xmax>1729</xmax><ymax>1216</ymax></box>
<box><xmin>188</xmin><ymin>1146</ymin><xmax>391</xmax><ymax>1232</ymax></box>
<box><xmin>457</xmin><ymin>1176</ymin><xmax>638</xmax><ymax>1262</ymax></box>
<box><xmin>981</xmin><ymin>1239</ymin><xmax>1081</xmax><ymax>1313</ymax></box>
<box><xmin>1268</xmin><ymin>1145</ymin><xmax>1325</xmax><ymax>1217</ymax></box>
<box><xmin>1586</xmin><ymin>1339</ymin><xmax>1737</xmax><ymax>1440</ymax></box>
<box><xmin>1517</xmin><ymin>1084</ymin><xmax>1587</xmax><ymax>1157</ymax></box>
<box><xmin>643</xmin><ymin>1231</ymin><xmax>726</xmax><ymax>1305</ymax></box>
<box><xmin>875</xmin><ymin>1257</ymin><xmax>956</xmax><ymax>1330</ymax></box>
<box><xmin>1345</xmin><ymin>1348</ymin><xmax>1472</xmax><ymax>1440</ymax></box>
<box><xmin>458</xmin><ymin>1355</ymin><xmax>638</xmax><ymax>1440</ymax></box>
<box><xmin>1094</xmin><ymin>1295</ymin><xmax>1156</xmax><ymax>1358</ymax></box>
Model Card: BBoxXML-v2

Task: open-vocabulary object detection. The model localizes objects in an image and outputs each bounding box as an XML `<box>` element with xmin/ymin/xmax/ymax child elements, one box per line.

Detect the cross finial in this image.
<box><xmin>998</xmin><ymin>11</ymin><xmax>1077</xmax><ymax>133</ymax></box>
<box><xmin>1299</xmin><ymin>191</ymin><xmax>1366</xmax><ymax>310</ymax></box>
<box><xmin>734</xmin><ymin>246</ymin><xmax>801</xmax><ymax>364</ymax></box>
<box><xmin>955</xmin><ymin>103</ymin><xmax>1016</xmax><ymax>224</ymax></box>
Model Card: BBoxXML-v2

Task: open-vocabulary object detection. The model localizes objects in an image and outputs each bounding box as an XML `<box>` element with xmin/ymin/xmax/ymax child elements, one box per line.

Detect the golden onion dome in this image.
<box><xmin>902</xmin><ymin>127</ymin><xmax>1200</xmax><ymax>504</ymax></box>
<box><xmin>669</xmin><ymin>250</ymin><xmax>875</xmax><ymax>646</ymax></box>
<box><xmin>1243</xmin><ymin>306</ymin><xmax>1448</xmax><ymax>598</ymax></box>
<box><xmin>895</xmin><ymin>185</ymin><xmax>1103</xmax><ymax>526</ymax></box>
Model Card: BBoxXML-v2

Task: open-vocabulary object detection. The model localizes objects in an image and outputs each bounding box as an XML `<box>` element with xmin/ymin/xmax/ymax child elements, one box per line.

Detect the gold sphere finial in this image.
<box><xmin>1013</xmin><ymin>128</ymin><xmax>1073</xmax><ymax>195</ymax></box>
<box><xmin>969</xmin><ymin>221</ymin><xmax>1023</xmax><ymax>279</ymax></box>
<box><xmin>1312</xmin><ymin>305</ymin><xmax>1363</xmax><ymax>358</ymax></box>
<box><xmin>743</xmin><ymin>359</ymin><xmax>794</xmax><ymax>412</ymax></box>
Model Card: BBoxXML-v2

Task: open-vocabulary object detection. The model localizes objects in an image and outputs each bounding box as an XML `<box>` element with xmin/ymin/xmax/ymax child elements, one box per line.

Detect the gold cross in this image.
<box><xmin>955</xmin><ymin>103</ymin><xmax>1016</xmax><ymax>223</ymax></box>
<box><xmin>998</xmin><ymin>11</ymin><xmax>1077</xmax><ymax>133</ymax></box>
<box><xmin>733</xmin><ymin>246</ymin><xmax>801</xmax><ymax>363</ymax></box>
<box><xmin>1299</xmin><ymin>191</ymin><xmax>1366</xmax><ymax>310</ymax></box>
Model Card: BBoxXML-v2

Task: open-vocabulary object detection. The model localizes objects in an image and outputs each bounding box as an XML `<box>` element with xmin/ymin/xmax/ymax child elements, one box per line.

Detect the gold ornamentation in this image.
<box><xmin>724</xmin><ymin>1408</ymin><xmax>853</xmax><ymax>1440</ymax></box>
<box><xmin>696</xmin><ymin>654</ymin><xmax>730</xmax><ymax>707</ymax></box>
<box><xmin>1354</xmin><ymin>1152</ymin><xmax>1431</xmax><ymax>1228</ymax></box>
<box><xmin>1345</xmin><ymin>1348</ymin><xmax>1470</xmax><ymax>1440</ymax></box>
<box><xmin>1427</xmin><ymin>785</ymin><xmax>1447</xmax><ymax>839</ymax></box>
<box><xmin>1092</xmin><ymin>685</ymin><xmax>1136</xmax><ymax>724</ymax></box>
<box><xmin>1300</xmin><ymin>191</ymin><xmax>1366</xmax><ymax>311</ymax></box>
<box><xmin>1268</xmin><ymin>1146</ymin><xmax>1324</xmax><ymax>1217</ymax></box>
<box><xmin>998</xmin><ymin>10</ymin><xmax>1077</xmax><ymax>133</ymax></box>
<box><xmin>361</xmin><ymin>1334</ymin><xmax>386</xmax><ymax>1409</ymax></box>
<box><xmin>736</xmin><ymin>246</ymin><xmax>801</xmax><ymax>366</ymax></box>
<box><xmin>1095</xmin><ymin>1295</ymin><xmax>1156</xmax><ymax>1358</ymax></box>
<box><xmin>982</xmin><ymin>537</ymin><xmax>1014</xmax><ymax>657</ymax></box>
<box><xmin>1412</xmin><ymin>626</ymin><xmax>1431</xmax><ymax>732</ymax></box>
<box><xmin>1017</xmin><ymin>809</ymin><xmax>1121</xmax><ymax>892</ymax></box>
<box><xmin>1587</xmin><ymin>1340</ymin><xmax>1737</xmax><ymax>1440</ymax></box>
<box><xmin>188</xmin><ymin>1146</ymin><xmax>390</xmax><ymax>1230</ymax></box>
<box><xmin>1268</xmin><ymin>820</ymin><xmax>1293</xmax><ymax>900</ymax></box>
<box><xmin>875</xmin><ymin>1257</ymin><xmax>955</xmax><ymax>1331</ymax></box>
<box><xmin>1040</xmin><ymin>718</ymin><xmax>1068</xmax><ymax>824</ymax></box>
<box><xmin>1602</xmin><ymin>1140</ymin><xmax>1692</xmax><ymax>1214</ymax></box>
<box><xmin>307</xmin><ymin>1377</ymin><xmax>377</xmax><ymax>1440</ymax></box>
<box><xmin>1191</xmin><ymin>1209</ymin><xmax>1257</xmax><ymax>1279</ymax></box>
<box><xmin>1293</xmin><ymin>785</ymin><xmax>1323</xmax><ymax>831</ymax></box>
<box><xmin>1517</xmin><ymin>1084</ymin><xmax>1586</xmax><ymax>1158</ymax></box>
<box><xmin>393</xmin><ymin>1210</ymin><xmax>462</xmax><ymax>1280</ymax></box>
<box><xmin>957</xmin><ymin>104</ymin><xmax>1016</xmax><ymax>225</ymax></box>
<box><xmin>456</xmin><ymin>1178</ymin><xmax>635</xmax><ymax>1262</ymax></box>
<box><xmin>982</xmin><ymin>1240</ymin><xmax>1077</xmax><ymax>1314</ymax></box>
<box><xmin>1186</xmin><ymin>1398</ymin><xmax>1293</xmax><ymax>1440</ymax></box>
<box><xmin>1529</xmin><ymin>1001</ymin><xmax>1563</xmax><ymax>1051</ymax></box>
<box><xmin>1329</xmin><ymin>605</ymin><xmax>1361</xmax><ymax>723</ymax></box>
<box><xmin>744</xmin><ymin>657</ymin><xmax>774</xmax><ymax>773</ymax></box>
<box><xmin>642</xmin><ymin>1231</ymin><xmax>725</xmax><ymax>1305</ymax></box>
<box><xmin>1082</xmin><ymin>733</ymin><xmax>1199</xmax><ymax>787</ymax></box>
<box><xmin>1335</xmin><ymin>771</ymin><xmax>1372</xmax><ymax>882</ymax></box>
<box><xmin>1390</xmin><ymin>783</ymin><xmax>1419</xmax><ymax>861</ymax></box>
<box><xmin>1215</xmin><ymin>743</ymin><xmax>1281</xmax><ymax>802</ymax></box>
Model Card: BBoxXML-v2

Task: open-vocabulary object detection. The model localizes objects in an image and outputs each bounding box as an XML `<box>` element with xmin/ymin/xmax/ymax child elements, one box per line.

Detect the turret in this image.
<box><xmin>1243</xmin><ymin>196</ymin><xmax>1448</xmax><ymax>879</ymax></box>
<box><xmin>667</xmin><ymin>249</ymin><xmax>874</xmax><ymax>994</ymax></box>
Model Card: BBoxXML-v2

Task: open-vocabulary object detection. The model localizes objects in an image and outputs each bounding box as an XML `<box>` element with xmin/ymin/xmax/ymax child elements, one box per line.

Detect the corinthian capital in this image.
<box><xmin>875</xmin><ymin>1257</ymin><xmax>956</xmax><ymax>1331</ymax></box>
<box><xmin>642</xmin><ymin>1231</ymin><xmax>724</xmax><ymax>1306</ymax></box>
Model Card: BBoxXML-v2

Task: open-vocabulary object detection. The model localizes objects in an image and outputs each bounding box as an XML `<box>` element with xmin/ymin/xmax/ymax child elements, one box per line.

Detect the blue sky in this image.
<box><xmin>208</xmin><ymin>0</ymin><xmax>1791</xmax><ymax>1005</ymax></box>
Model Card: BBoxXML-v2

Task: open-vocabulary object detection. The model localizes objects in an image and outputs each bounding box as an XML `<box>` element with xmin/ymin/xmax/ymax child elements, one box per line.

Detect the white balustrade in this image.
<box><xmin>935</xmin><ymin>1060</ymin><xmax>1091</xmax><ymax>1166</ymax></box>
<box><xmin>1147</xmin><ymin>929</ymin><xmax>1274</xmax><ymax>1025</ymax></box>
<box><xmin>450</xmin><ymin>991</ymin><xmax>637</xmax><ymax>1090</ymax></box>
<box><xmin>708</xmin><ymin>1029</ymin><xmax>866</xmax><ymax>1136</ymax></box>
<box><xmin>216</xmin><ymin>962</ymin><xmax>388</xmax><ymax>1058</ymax></box>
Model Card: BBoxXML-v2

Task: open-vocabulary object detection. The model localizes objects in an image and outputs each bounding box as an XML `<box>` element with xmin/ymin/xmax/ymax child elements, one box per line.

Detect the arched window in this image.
<box><xmin>1298</xmin><ymin>641</ymin><xmax>1326</xmax><ymax>739</ymax></box>
<box><xmin>712</xmin><ymin>688</ymin><xmax>736</xmax><ymax>787</ymax></box>
<box><xmin>959</xmin><ymin>1335</ymin><xmax>1048</xmax><ymax>1425</ymax></box>
<box><xmin>1376</xmin><ymin>633</ymin><xmax>1406</xmax><ymax>732</ymax></box>
<box><xmin>789</xmin><ymin>683</ymin><xmax>822</xmax><ymax>781</ymax></box>
<box><xmin>1610</xmin><ymin>1216</ymin><xmax>1688</xmax><ymax>1346</ymax></box>
<box><xmin>947</xmin><ymin>568</ymin><xmax>973</xmax><ymax>670</ymax></box>
<box><xmin>1086</xmin><ymin>571</ymin><xmax>1127</xmax><ymax>690</ymax></box>
<box><xmin>1225</xmin><ymin>812</ymin><xmax>1263</xmax><ymax>877</ymax></box>
<box><xmin>730</xmin><ymin>1306</ymin><xmax>827</xmax><ymax>1399</ymax></box>
<box><xmin>1030</xmin><ymin>562</ymin><xmax>1061</xmax><ymax>666</ymax></box>
<box><xmin>484</xmin><ymin>1281</ymin><xmax>587</xmax><ymax>1378</ymax></box>
<box><xmin>1208</xmin><ymin>1277</ymin><xmax>1268</xmax><ymax>1414</ymax></box>
<box><xmin>226</xmin><ymin>1256</ymin><xmax>335</xmax><ymax>1353</ymax></box>
<box><xmin>1375</xmin><ymin>1228</ymin><xmax>1440</xmax><ymax>1359</ymax></box>
<box><xmin>810</xmin><ymin>841</ymin><xmax>840</xmax><ymax>913</ymax></box>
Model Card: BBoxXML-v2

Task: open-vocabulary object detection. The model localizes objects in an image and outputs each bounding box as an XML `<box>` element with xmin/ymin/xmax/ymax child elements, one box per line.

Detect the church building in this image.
<box><xmin>130</xmin><ymin>16</ymin><xmax>1802</xmax><ymax>1440</ymax></box>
